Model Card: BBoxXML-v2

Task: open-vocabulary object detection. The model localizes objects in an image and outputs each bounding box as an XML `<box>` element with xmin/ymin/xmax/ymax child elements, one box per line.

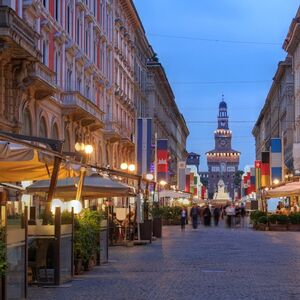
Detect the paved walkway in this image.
<box><xmin>29</xmin><ymin>224</ymin><xmax>300</xmax><ymax>300</ymax></box>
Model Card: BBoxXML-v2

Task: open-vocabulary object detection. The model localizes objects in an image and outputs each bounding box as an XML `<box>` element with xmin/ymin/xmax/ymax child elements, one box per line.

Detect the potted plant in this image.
<box><xmin>288</xmin><ymin>213</ymin><xmax>300</xmax><ymax>231</ymax></box>
<box><xmin>250</xmin><ymin>210</ymin><xmax>267</xmax><ymax>229</ymax></box>
<box><xmin>269</xmin><ymin>214</ymin><xmax>289</xmax><ymax>231</ymax></box>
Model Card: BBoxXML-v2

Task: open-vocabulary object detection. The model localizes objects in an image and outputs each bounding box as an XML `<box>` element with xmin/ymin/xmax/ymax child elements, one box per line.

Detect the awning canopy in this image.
<box><xmin>0</xmin><ymin>142</ymin><xmax>79</xmax><ymax>182</ymax></box>
<box><xmin>159</xmin><ymin>190</ymin><xmax>191</xmax><ymax>199</ymax></box>
<box><xmin>26</xmin><ymin>175</ymin><xmax>136</xmax><ymax>198</ymax></box>
<box><xmin>264</xmin><ymin>181</ymin><xmax>300</xmax><ymax>198</ymax></box>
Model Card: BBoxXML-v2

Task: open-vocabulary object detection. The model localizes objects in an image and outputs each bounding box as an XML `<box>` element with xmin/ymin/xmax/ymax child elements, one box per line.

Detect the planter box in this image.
<box><xmin>74</xmin><ymin>259</ymin><xmax>83</xmax><ymax>275</ymax></box>
<box><xmin>269</xmin><ymin>223</ymin><xmax>288</xmax><ymax>231</ymax></box>
<box><xmin>140</xmin><ymin>220</ymin><xmax>152</xmax><ymax>241</ymax></box>
<box><xmin>162</xmin><ymin>219</ymin><xmax>181</xmax><ymax>226</ymax></box>
<box><xmin>152</xmin><ymin>218</ymin><xmax>162</xmax><ymax>238</ymax></box>
<box><xmin>255</xmin><ymin>224</ymin><xmax>267</xmax><ymax>231</ymax></box>
<box><xmin>288</xmin><ymin>224</ymin><xmax>300</xmax><ymax>231</ymax></box>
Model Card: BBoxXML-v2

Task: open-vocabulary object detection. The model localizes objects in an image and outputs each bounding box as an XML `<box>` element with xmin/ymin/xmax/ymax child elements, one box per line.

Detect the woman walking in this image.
<box><xmin>203</xmin><ymin>205</ymin><xmax>212</xmax><ymax>226</ymax></box>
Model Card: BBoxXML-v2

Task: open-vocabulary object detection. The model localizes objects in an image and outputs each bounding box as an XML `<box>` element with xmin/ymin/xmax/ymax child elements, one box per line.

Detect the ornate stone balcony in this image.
<box><xmin>29</xmin><ymin>62</ymin><xmax>56</xmax><ymax>100</ymax></box>
<box><xmin>104</xmin><ymin>121</ymin><xmax>121</xmax><ymax>142</ymax></box>
<box><xmin>120</xmin><ymin>127</ymin><xmax>135</xmax><ymax>147</ymax></box>
<box><xmin>0</xmin><ymin>6</ymin><xmax>39</xmax><ymax>59</ymax></box>
<box><xmin>62</xmin><ymin>91</ymin><xmax>105</xmax><ymax>131</ymax></box>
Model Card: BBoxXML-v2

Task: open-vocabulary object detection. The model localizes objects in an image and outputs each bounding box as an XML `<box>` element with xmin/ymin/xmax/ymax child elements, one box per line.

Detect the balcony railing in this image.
<box><xmin>33</xmin><ymin>62</ymin><xmax>55</xmax><ymax>86</ymax></box>
<box><xmin>62</xmin><ymin>91</ymin><xmax>105</xmax><ymax>124</ymax></box>
<box><xmin>0</xmin><ymin>6</ymin><xmax>39</xmax><ymax>58</ymax></box>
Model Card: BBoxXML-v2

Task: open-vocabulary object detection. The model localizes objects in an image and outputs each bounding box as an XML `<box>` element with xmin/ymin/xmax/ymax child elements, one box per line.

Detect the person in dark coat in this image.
<box><xmin>190</xmin><ymin>204</ymin><xmax>200</xmax><ymax>229</ymax></box>
<box><xmin>203</xmin><ymin>205</ymin><xmax>212</xmax><ymax>226</ymax></box>
<box><xmin>180</xmin><ymin>207</ymin><xmax>188</xmax><ymax>230</ymax></box>
<box><xmin>213</xmin><ymin>206</ymin><xmax>221</xmax><ymax>226</ymax></box>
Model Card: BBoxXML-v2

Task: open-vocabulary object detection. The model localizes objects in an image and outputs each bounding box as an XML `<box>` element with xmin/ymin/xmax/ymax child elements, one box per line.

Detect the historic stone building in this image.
<box><xmin>252</xmin><ymin>57</ymin><xmax>294</xmax><ymax>171</ymax></box>
<box><xmin>283</xmin><ymin>7</ymin><xmax>300</xmax><ymax>172</ymax></box>
<box><xmin>146</xmin><ymin>60</ymin><xmax>189</xmax><ymax>186</ymax></box>
<box><xmin>0</xmin><ymin>0</ymin><xmax>189</xmax><ymax>188</ymax></box>
<box><xmin>206</xmin><ymin>100</ymin><xmax>240</xmax><ymax>199</ymax></box>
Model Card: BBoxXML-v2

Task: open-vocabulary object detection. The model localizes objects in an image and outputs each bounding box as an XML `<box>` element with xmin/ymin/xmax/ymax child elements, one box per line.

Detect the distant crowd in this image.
<box><xmin>180</xmin><ymin>203</ymin><xmax>247</xmax><ymax>230</ymax></box>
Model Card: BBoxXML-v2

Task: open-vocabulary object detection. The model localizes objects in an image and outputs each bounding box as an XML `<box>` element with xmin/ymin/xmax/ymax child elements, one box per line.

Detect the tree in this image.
<box><xmin>234</xmin><ymin>170</ymin><xmax>244</xmax><ymax>188</ymax></box>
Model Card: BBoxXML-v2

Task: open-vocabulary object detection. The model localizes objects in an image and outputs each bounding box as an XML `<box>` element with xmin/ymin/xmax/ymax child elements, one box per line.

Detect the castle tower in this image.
<box><xmin>206</xmin><ymin>98</ymin><xmax>240</xmax><ymax>200</ymax></box>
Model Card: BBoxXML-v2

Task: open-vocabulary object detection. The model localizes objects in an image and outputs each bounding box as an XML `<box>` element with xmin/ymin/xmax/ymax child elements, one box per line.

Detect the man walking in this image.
<box><xmin>190</xmin><ymin>204</ymin><xmax>200</xmax><ymax>229</ymax></box>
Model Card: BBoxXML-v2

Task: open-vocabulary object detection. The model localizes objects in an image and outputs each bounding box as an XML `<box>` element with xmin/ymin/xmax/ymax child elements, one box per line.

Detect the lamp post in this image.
<box><xmin>158</xmin><ymin>180</ymin><xmax>167</xmax><ymax>206</ymax></box>
<box><xmin>75</xmin><ymin>142</ymin><xmax>94</xmax><ymax>203</ymax></box>
<box><xmin>120</xmin><ymin>162</ymin><xmax>136</xmax><ymax>241</ymax></box>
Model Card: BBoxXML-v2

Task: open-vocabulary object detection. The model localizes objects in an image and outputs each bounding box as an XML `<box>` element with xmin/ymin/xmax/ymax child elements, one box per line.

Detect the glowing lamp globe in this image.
<box><xmin>128</xmin><ymin>164</ymin><xmax>136</xmax><ymax>172</ymax></box>
<box><xmin>120</xmin><ymin>163</ymin><xmax>128</xmax><ymax>170</ymax></box>
<box><xmin>51</xmin><ymin>198</ymin><xmax>63</xmax><ymax>214</ymax></box>
<box><xmin>69</xmin><ymin>200</ymin><xmax>83</xmax><ymax>214</ymax></box>
<box><xmin>84</xmin><ymin>144</ymin><xmax>94</xmax><ymax>154</ymax></box>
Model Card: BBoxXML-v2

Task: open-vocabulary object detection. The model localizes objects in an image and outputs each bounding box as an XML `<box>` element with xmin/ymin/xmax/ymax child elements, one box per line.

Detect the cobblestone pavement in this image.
<box><xmin>29</xmin><ymin>222</ymin><xmax>300</xmax><ymax>300</ymax></box>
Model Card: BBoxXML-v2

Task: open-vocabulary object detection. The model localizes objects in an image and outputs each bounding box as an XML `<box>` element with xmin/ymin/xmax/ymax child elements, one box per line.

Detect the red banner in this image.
<box><xmin>157</xmin><ymin>149</ymin><xmax>168</xmax><ymax>173</ymax></box>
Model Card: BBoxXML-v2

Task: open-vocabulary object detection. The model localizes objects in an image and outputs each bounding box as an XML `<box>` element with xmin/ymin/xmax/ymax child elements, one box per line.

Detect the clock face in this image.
<box><xmin>219</xmin><ymin>139</ymin><xmax>226</xmax><ymax>146</ymax></box>
<box><xmin>220</xmin><ymin>121</ymin><xmax>226</xmax><ymax>127</ymax></box>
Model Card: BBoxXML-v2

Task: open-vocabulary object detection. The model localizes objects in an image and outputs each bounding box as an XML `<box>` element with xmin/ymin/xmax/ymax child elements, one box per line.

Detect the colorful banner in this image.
<box><xmin>177</xmin><ymin>161</ymin><xmax>186</xmax><ymax>191</ymax></box>
<box><xmin>255</xmin><ymin>160</ymin><xmax>262</xmax><ymax>191</ymax></box>
<box><xmin>249</xmin><ymin>167</ymin><xmax>256</xmax><ymax>193</ymax></box>
<box><xmin>261</xmin><ymin>151</ymin><xmax>270</xmax><ymax>187</ymax></box>
<box><xmin>137</xmin><ymin>118</ymin><xmax>152</xmax><ymax>176</ymax></box>
<box><xmin>157</xmin><ymin>139</ymin><xmax>168</xmax><ymax>181</ymax></box>
<box><xmin>270</xmin><ymin>138</ymin><xmax>282</xmax><ymax>183</ymax></box>
<box><xmin>185</xmin><ymin>173</ymin><xmax>190</xmax><ymax>192</ymax></box>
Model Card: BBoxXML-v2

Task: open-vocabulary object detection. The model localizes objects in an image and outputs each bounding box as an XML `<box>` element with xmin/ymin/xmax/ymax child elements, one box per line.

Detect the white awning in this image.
<box><xmin>264</xmin><ymin>181</ymin><xmax>300</xmax><ymax>198</ymax></box>
<box><xmin>159</xmin><ymin>190</ymin><xmax>191</xmax><ymax>199</ymax></box>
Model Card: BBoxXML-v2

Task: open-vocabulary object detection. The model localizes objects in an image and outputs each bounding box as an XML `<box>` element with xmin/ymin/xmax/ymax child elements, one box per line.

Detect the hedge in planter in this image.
<box><xmin>289</xmin><ymin>213</ymin><xmax>300</xmax><ymax>224</ymax></box>
<box><xmin>250</xmin><ymin>210</ymin><xmax>267</xmax><ymax>225</ymax></box>
<box><xmin>0</xmin><ymin>226</ymin><xmax>7</xmax><ymax>276</ymax></box>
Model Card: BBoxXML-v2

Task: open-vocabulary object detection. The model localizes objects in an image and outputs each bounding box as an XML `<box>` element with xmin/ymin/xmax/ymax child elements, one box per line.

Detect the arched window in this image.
<box><xmin>67</xmin><ymin>3</ymin><xmax>71</xmax><ymax>35</ymax></box>
<box><xmin>52</xmin><ymin>123</ymin><xmax>59</xmax><ymax>140</ymax></box>
<box><xmin>64</xmin><ymin>130</ymin><xmax>70</xmax><ymax>152</ymax></box>
<box><xmin>54</xmin><ymin>51</ymin><xmax>60</xmax><ymax>85</ymax></box>
<box><xmin>22</xmin><ymin>109</ymin><xmax>32</xmax><ymax>136</ymax></box>
<box><xmin>39</xmin><ymin>117</ymin><xmax>47</xmax><ymax>137</ymax></box>
<box><xmin>67</xmin><ymin>69</ymin><xmax>72</xmax><ymax>90</ymax></box>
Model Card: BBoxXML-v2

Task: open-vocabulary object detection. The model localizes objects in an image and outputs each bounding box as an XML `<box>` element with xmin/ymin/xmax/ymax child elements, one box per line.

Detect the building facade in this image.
<box><xmin>252</xmin><ymin>57</ymin><xmax>294</xmax><ymax>172</ymax></box>
<box><xmin>206</xmin><ymin>100</ymin><xmax>240</xmax><ymax>199</ymax></box>
<box><xmin>146</xmin><ymin>60</ymin><xmax>189</xmax><ymax>187</ymax></box>
<box><xmin>283</xmin><ymin>7</ymin><xmax>300</xmax><ymax>172</ymax></box>
<box><xmin>0</xmin><ymin>0</ymin><xmax>189</xmax><ymax>188</ymax></box>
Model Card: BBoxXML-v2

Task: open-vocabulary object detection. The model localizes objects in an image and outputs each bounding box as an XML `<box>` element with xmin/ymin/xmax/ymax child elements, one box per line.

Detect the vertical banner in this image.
<box><xmin>270</xmin><ymin>138</ymin><xmax>282</xmax><ymax>183</ymax></box>
<box><xmin>177</xmin><ymin>161</ymin><xmax>186</xmax><ymax>191</ymax></box>
<box><xmin>250</xmin><ymin>167</ymin><xmax>256</xmax><ymax>193</ymax></box>
<box><xmin>255</xmin><ymin>161</ymin><xmax>262</xmax><ymax>191</ymax></box>
<box><xmin>137</xmin><ymin>118</ymin><xmax>152</xmax><ymax>176</ymax></box>
<box><xmin>185</xmin><ymin>168</ymin><xmax>190</xmax><ymax>192</ymax></box>
<box><xmin>261</xmin><ymin>151</ymin><xmax>270</xmax><ymax>187</ymax></box>
<box><xmin>157</xmin><ymin>139</ymin><xmax>168</xmax><ymax>182</ymax></box>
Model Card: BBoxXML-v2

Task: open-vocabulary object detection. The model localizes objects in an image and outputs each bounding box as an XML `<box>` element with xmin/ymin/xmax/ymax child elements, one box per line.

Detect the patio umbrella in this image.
<box><xmin>26</xmin><ymin>175</ymin><xmax>136</xmax><ymax>198</ymax></box>
<box><xmin>264</xmin><ymin>181</ymin><xmax>300</xmax><ymax>198</ymax></box>
<box><xmin>0</xmin><ymin>142</ymin><xmax>79</xmax><ymax>182</ymax></box>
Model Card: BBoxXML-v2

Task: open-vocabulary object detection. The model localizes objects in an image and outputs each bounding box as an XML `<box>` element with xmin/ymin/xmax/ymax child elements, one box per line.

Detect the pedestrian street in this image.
<box><xmin>29</xmin><ymin>224</ymin><xmax>300</xmax><ymax>300</ymax></box>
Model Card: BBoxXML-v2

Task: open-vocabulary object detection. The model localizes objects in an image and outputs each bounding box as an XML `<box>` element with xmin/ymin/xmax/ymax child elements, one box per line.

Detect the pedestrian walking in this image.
<box><xmin>203</xmin><ymin>205</ymin><xmax>212</xmax><ymax>226</ymax></box>
<box><xmin>190</xmin><ymin>204</ymin><xmax>200</xmax><ymax>229</ymax></box>
<box><xmin>240</xmin><ymin>203</ymin><xmax>246</xmax><ymax>227</ymax></box>
<box><xmin>225</xmin><ymin>204</ymin><xmax>235</xmax><ymax>228</ymax></box>
<box><xmin>180</xmin><ymin>207</ymin><xmax>188</xmax><ymax>230</ymax></box>
<box><xmin>213</xmin><ymin>206</ymin><xmax>221</xmax><ymax>226</ymax></box>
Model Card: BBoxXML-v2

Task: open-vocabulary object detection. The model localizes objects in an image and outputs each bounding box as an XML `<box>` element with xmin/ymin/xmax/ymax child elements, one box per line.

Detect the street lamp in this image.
<box><xmin>273</xmin><ymin>179</ymin><xmax>280</xmax><ymax>185</ymax></box>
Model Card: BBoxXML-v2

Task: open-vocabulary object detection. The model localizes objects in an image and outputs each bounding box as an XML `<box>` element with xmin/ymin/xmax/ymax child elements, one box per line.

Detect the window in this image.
<box><xmin>77</xmin><ymin>77</ymin><xmax>81</xmax><ymax>92</ymax></box>
<box><xmin>54</xmin><ymin>51</ymin><xmax>60</xmax><ymax>85</ymax></box>
<box><xmin>67</xmin><ymin>4</ymin><xmax>71</xmax><ymax>35</ymax></box>
<box><xmin>42</xmin><ymin>40</ymin><xmax>48</xmax><ymax>65</ymax></box>
<box><xmin>39</xmin><ymin>117</ymin><xmax>47</xmax><ymax>137</ymax></box>
<box><xmin>52</xmin><ymin>123</ymin><xmax>59</xmax><ymax>139</ymax></box>
<box><xmin>85</xmin><ymin>27</ymin><xmax>89</xmax><ymax>55</ymax></box>
<box><xmin>22</xmin><ymin>109</ymin><xmax>32</xmax><ymax>135</ymax></box>
<box><xmin>67</xmin><ymin>69</ymin><xmax>72</xmax><ymax>90</ymax></box>
<box><xmin>54</xmin><ymin>0</ymin><xmax>60</xmax><ymax>22</ymax></box>
<box><xmin>76</xmin><ymin>16</ymin><xmax>80</xmax><ymax>45</ymax></box>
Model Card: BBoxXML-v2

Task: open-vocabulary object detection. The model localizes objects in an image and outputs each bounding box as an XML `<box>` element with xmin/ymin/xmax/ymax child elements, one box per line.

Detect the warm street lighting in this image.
<box><xmin>145</xmin><ymin>173</ymin><xmax>154</xmax><ymax>181</ymax></box>
<box><xmin>128</xmin><ymin>164</ymin><xmax>136</xmax><ymax>172</ymax></box>
<box><xmin>68</xmin><ymin>200</ymin><xmax>83</xmax><ymax>214</ymax></box>
<box><xmin>273</xmin><ymin>179</ymin><xmax>280</xmax><ymax>185</ymax></box>
<box><xmin>159</xmin><ymin>180</ymin><xmax>167</xmax><ymax>187</ymax></box>
<box><xmin>84</xmin><ymin>144</ymin><xmax>94</xmax><ymax>154</ymax></box>
<box><xmin>75</xmin><ymin>142</ymin><xmax>85</xmax><ymax>152</ymax></box>
<box><xmin>120</xmin><ymin>162</ymin><xmax>128</xmax><ymax>170</ymax></box>
<box><xmin>50</xmin><ymin>198</ymin><xmax>63</xmax><ymax>214</ymax></box>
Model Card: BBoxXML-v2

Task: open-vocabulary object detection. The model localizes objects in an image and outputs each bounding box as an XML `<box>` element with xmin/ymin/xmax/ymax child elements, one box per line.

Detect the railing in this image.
<box><xmin>62</xmin><ymin>91</ymin><xmax>105</xmax><ymax>123</ymax></box>
<box><xmin>0</xmin><ymin>6</ymin><xmax>37</xmax><ymax>51</ymax></box>
<box><xmin>33</xmin><ymin>63</ymin><xmax>56</xmax><ymax>86</ymax></box>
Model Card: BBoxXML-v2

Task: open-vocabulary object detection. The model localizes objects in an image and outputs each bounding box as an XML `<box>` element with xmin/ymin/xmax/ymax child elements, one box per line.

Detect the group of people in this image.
<box><xmin>276</xmin><ymin>201</ymin><xmax>300</xmax><ymax>214</ymax></box>
<box><xmin>180</xmin><ymin>202</ymin><xmax>247</xmax><ymax>230</ymax></box>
